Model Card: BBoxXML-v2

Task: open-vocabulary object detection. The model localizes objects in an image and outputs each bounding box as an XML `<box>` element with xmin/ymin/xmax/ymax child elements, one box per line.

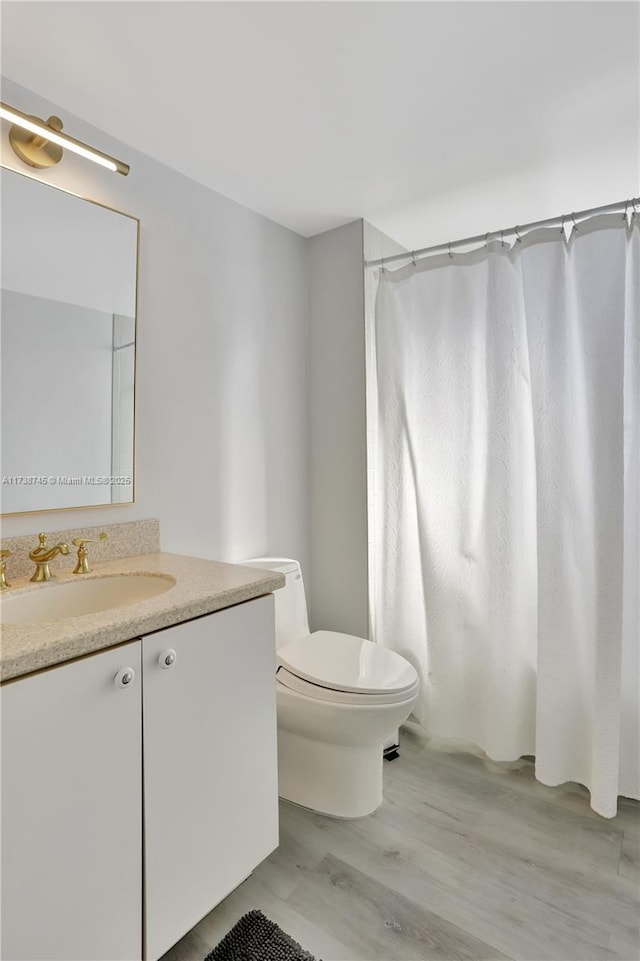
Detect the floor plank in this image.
<box><xmin>606</xmin><ymin>932</ymin><xmax>640</xmax><ymax>961</ymax></box>
<box><xmin>287</xmin><ymin>853</ymin><xmax>511</xmax><ymax>961</ymax></box>
<box><xmin>383</xmin><ymin>741</ymin><xmax>625</xmax><ymax>875</ymax></box>
<box><xmin>618</xmin><ymin>828</ymin><xmax>639</xmax><ymax>884</ymax></box>
<box><xmin>158</xmin><ymin>929</ymin><xmax>210</xmax><ymax>961</ymax></box>
<box><xmin>160</xmin><ymin>725</ymin><xmax>640</xmax><ymax>961</ymax></box>
<box><xmin>278</xmin><ymin>797</ymin><xmax>625</xmax><ymax>960</ymax></box>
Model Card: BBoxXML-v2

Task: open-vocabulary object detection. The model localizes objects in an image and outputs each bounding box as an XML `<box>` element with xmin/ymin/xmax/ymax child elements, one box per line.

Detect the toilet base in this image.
<box><xmin>277</xmin><ymin>729</ymin><xmax>383</xmax><ymax>819</ymax></box>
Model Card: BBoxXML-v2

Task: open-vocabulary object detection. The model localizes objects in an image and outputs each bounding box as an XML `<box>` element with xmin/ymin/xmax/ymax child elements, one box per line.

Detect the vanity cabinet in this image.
<box><xmin>1</xmin><ymin>641</ymin><xmax>143</xmax><ymax>961</ymax></box>
<box><xmin>1</xmin><ymin>594</ymin><xmax>278</xmax><ymax>961</ymax></box>
<box><xmin>142</xmin><ymin>595</ymin><xmax>278</xmax><ymax>961</ymax></box>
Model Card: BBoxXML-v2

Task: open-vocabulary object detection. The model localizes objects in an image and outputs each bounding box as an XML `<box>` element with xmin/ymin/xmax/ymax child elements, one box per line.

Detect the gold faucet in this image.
<box><xmin>28</xmin><ymin>533</ymin><xmax>70</xmax><ymax>582</ymax></box>
<box><xmin>72</xmin><ymin>532</ymin><xmax>109</xmax><ymax>574</ymax></box>
<box><xmin>0</xmin><ymin>548</ymin><xmax>12</xmax><ymax>590</ymax></box>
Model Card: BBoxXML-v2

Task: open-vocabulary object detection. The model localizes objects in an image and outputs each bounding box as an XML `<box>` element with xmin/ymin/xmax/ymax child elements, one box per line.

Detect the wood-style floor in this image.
<box><xmin>161</xmin><ymin>724</ymin><xmax>640</xmax><ymax>961</ymax></box>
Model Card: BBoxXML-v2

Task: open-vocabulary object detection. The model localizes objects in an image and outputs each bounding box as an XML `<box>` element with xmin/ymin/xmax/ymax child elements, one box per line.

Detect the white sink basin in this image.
<box><xmin>0</xmin><ymin>574</ymin><xmax>176</xmax><ymax>625</ymax></box>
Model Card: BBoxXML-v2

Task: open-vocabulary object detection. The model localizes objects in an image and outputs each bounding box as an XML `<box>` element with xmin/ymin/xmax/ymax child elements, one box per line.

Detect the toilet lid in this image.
<box><xmin>277</xmin><ymin>667</ymin><xmax>419</xmax><ymax>705</ymax></box>
<box><xmin>277</xmin><ymin>631</ymin><xmax>418</xmax><ymax>695</ymax></box>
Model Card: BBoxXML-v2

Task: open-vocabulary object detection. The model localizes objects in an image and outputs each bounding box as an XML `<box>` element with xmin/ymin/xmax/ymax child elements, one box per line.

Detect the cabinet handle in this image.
<box><xmin>158</xmin><ymin>649</ymin><xmax>177</xmax><ymax>670</ymax></box>
<box><xmin>114</xmin><ymin>667</ymin><xmax>135</xmax><ymax>689</ymax></box>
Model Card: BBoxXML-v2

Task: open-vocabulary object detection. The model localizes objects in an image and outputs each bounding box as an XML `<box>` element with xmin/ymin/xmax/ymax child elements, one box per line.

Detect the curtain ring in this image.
<box><xmin>500</xmin><ymin>229</ymin><xmax>505</xmax><ymax>248</ymax></box>
<box><xmin>448</xmin><ymin>242</ymin><xmax>453</xmax><ymax>259</ymax></box>
<box><xmin>411</xmin><ymin>251</ymin><xmax>417</xmax><ymax>267</ymax></box>
<box><xmin>571</xmin><ymin>212</ymin><xmax>578</xmax><ymax>233</ymax></box>
<box><xmin>625</xmin><ymin>199</ymin><xmax>639</xmax><ymax>224</ymax></box>
<box><xmin>380</xmin><ymin>257</ymin><xmax>385</xmax><ymax>274</ymax></box>
<box><xmin>514</xmin><ymin>226</ymin><xmax>522</xmax><ymax>244</ymax></box>
<box><xmin>560</xmin><ymin>214</ymin><xmax>566</xmax><ymax>235</ymax></box>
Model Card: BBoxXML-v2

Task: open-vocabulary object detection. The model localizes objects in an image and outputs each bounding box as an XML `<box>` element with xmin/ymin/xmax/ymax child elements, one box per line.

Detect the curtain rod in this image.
<box><xmin>366</xmin><ymin>197</ymin><xmax>639</xmax><ymax>269</ymax></box>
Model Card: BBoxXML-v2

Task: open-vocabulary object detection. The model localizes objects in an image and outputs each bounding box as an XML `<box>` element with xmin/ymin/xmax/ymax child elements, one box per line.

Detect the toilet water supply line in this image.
<box><xmin>366</xmin><ymin>197</ymin><xmax>640</xmax><ymax>271</ymax></box>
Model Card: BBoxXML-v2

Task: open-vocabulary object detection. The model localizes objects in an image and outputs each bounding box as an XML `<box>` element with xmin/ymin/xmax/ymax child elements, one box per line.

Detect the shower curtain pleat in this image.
<box><xmin>620</xmin><ymin>226</ymin><xmax>640</xmax><ymax>802</ymax></box>
<box><xmin>374</xmin><ymin>219</ymin><xmax>639</xmax><ymax>817</ymax></box>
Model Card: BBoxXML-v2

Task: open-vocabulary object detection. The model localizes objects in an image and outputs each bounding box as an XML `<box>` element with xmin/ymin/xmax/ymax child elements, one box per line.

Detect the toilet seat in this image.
<box><xmin>277</xmin><ymin>666</ymin><xmax>419</xmax><ymax>705</ymax></box>
<box><xmin>277</xmin><ymin>630</ymin><xmax>419</xmax><ymax>700</ymax></box>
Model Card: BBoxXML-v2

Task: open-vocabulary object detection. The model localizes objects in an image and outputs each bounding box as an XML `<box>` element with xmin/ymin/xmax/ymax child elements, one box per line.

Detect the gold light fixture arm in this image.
<box><xmin>0</xmin><ymin>102</ymin><xmax>129</xmax><ymax>175</ymax></box>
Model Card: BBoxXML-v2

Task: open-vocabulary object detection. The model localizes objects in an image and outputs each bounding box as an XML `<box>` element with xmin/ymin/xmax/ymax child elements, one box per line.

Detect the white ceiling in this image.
<box><xmin>1</xmin><ymin>1</ymin><xmax>638</xmax><ymax>245</ymax></box>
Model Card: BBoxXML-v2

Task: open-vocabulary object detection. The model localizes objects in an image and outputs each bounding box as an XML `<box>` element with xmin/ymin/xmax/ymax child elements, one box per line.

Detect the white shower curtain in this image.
<box><xmin>373</xmin><ymin>215</ymin><xmax>639</xmax><ymax>817</ymax></box>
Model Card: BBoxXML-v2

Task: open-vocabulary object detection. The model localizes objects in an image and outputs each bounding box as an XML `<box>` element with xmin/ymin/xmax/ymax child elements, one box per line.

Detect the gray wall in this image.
<box><xmin>0</xmin><ymin>78</ymin><xmax>310</xmax><ymax>578</ymax></box>
<box><xmin>307</xmin><ymin>221</ymin><xmax>368</xmax><ymax>636</ymax></box>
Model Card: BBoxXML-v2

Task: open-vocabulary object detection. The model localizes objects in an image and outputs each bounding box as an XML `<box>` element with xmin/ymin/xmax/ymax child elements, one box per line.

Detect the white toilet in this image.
<box><xmin>244</xmin><ymin>558</ymin><xmax>419</xmax><ymax>819</ymax></box>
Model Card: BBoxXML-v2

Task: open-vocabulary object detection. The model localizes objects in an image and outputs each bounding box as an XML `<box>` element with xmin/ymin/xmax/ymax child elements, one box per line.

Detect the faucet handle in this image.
<box><xmin>72</xmin><ymin>532</ymin><xmax>108</xmax><ymax>574</ymax></box>
<box><xmin>0</xmin><ymin>547</ymin><xmax>13</xmax><ymax>590</ymax></box>
<box><xmin>71</xmin><ymin>532</ymin><xmax>109</xmax><ymax>548</ymax></box>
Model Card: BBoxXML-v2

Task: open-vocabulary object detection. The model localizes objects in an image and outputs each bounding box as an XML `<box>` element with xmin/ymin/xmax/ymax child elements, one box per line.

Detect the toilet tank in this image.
<box><xmin>242</xmin><ymin>558</ymin><xmax>310</xmax><ymax>650</ymax></box>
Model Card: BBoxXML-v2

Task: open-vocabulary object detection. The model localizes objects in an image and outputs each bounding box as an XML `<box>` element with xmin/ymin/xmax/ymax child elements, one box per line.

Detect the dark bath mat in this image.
<box><xmin>204</xmin><ymin>910</ymin><xmax>318</xmax><ymax>961</ymax></box>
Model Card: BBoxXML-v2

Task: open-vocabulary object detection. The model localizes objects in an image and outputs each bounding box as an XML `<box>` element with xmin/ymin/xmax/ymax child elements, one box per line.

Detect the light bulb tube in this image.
<box><xmin>0</xmin><ymin>102</ymin><xmax>129</xmax><ymax>175</ymax></box>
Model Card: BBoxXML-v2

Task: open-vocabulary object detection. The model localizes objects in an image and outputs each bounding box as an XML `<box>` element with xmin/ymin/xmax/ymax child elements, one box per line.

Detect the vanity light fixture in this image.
<box><xmin>0</xmin><ymin>102</ymin><xmax>129</xmax><ymax>176</ymax></box>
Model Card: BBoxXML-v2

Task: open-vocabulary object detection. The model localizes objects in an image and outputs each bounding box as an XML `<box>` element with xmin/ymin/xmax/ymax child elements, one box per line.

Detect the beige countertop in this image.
<box><xmin>0</xmin><ymin>552</ymin><xmax>285</xmax><ymax>683</ymax></box>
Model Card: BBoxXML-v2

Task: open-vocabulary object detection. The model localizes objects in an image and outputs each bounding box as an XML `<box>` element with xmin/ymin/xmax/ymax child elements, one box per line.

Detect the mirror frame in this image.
<box><xmin>0</xmin><ymin>164</ymin><xmax>140</xmax><ymax>517</ymax></box>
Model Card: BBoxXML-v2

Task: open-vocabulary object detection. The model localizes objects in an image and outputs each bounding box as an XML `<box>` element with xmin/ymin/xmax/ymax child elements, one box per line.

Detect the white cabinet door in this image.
<box><xmin>143</xmin><ymin>596</ymin><xmax>278</xmax><ymax>961</ymax></box>
<box><xmin>1</xmin><ymin>641</ymin><xmax>142</xmax><ymax>961</ymax></box>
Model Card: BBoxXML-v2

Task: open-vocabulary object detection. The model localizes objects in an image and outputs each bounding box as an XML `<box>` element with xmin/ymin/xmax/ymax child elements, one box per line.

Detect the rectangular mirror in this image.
<box><xmin>0</xmin><ymin>167</ymin><xmax>139</xmax><ymax>515</ymax></box>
